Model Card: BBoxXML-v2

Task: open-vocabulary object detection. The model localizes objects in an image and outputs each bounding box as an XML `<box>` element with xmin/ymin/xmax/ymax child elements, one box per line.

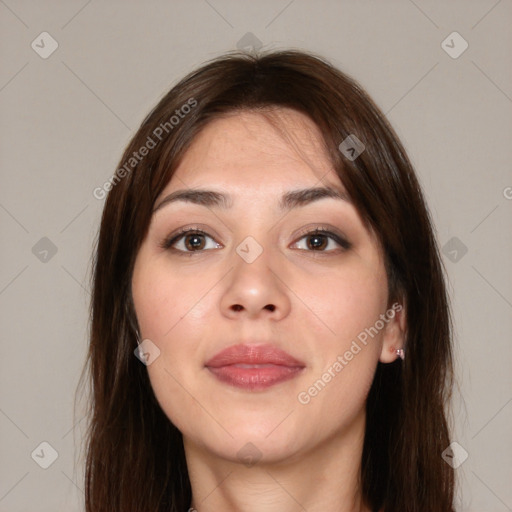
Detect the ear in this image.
<box><xmin>379</xmin><ymin>302</ymin><xmax>406</xmax><ymax>363</ymax></box>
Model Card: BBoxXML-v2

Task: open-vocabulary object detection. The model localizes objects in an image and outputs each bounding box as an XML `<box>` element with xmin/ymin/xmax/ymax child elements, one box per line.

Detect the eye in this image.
<box><xmin>160</xmin><ymin>226</ymin><xmax>351</xmax><ymax>254</ymax></box>
<box><xmin>160</xmin><ymin>228</ymin><xmax>222</xmax><ymax>253</ymax></box>
<box><xmin>292</xmin><ymin>228</ymin><xmax>351</xmax><ymax>252</ymax></box>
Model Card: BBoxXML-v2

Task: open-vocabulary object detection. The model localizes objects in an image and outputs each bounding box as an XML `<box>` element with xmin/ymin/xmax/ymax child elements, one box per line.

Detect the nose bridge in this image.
<box><xmin>234</xmin><ymin>237</ymin><xmax>274</xmax><ymax>286</ymax></box>
<box><xmin>220</xmin><ymin>233</ymin><xmax>291</xmax><ymax>319</ymax></box>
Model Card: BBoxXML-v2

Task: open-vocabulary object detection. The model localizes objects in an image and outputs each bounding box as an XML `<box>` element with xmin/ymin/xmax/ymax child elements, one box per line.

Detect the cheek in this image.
<box><xmin>294</xmin><ymin>264</ymin><xmax>387</xmax><ymax>422</ymax></box>
<box><xmin>295</xmin><ymin>262</ymin><xmax>388</xmax><ymax>347</ymax></box>
<box><xmin>132</xmin><ymin>260</ymin><xmax>214</xmax><ymax>340</ymax></box>
<box><xmin>132</xmin><ymin>262</ymin><xmax>215</xmax><ymax>435</ymax></box>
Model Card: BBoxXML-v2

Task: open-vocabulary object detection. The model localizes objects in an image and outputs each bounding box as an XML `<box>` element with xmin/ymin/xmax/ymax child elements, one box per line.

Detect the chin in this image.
<box><xmin>217</xmin><ymin>436</ymin><xmax>307</xmax><ymax>468</ymax></box>
<box><xmin>190</xmin><ymin>420</ymin><xmax>309</xmax><ymax>464</ymax></box>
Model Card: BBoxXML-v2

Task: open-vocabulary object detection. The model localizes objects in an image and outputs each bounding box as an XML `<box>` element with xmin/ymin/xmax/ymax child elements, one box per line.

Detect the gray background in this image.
<box><xmin>1</xmin><ymin>1</ymin><xmax>511</xmax><ymax>510</ymax></box>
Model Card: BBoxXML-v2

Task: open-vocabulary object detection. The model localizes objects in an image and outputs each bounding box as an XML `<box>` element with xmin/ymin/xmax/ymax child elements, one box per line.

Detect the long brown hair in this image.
<box><xmin>77</xmin><ymin>49</ymin><xmax>455</xmax><ymax>511</ymax></box>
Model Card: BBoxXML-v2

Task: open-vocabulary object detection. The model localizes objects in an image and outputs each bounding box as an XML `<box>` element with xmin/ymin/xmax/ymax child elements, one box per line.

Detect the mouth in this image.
<box><xmin>205</xmin><ymin>344</ymin><xmax>305</xmax><ymax>391</ymax></box>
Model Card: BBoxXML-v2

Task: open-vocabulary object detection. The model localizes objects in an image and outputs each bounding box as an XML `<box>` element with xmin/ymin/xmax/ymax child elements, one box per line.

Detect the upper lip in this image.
<box><xmin>205</xmin><ymin>343</ymin><xmax>305</xmax><ymax>368</ymax></box>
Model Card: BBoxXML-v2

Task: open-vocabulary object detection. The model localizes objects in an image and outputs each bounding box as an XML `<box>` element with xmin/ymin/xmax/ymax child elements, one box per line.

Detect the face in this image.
<box><xmin>131</xmin><ymin>109</ymin><xmax>403</xmax><ymax>465</ymax></box>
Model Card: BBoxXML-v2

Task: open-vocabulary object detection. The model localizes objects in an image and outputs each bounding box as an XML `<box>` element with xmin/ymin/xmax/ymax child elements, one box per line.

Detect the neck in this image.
<box><xmin>184</xmin><ymin>409</ymin><xmax>372</xmax><ymax>512</ymax></box>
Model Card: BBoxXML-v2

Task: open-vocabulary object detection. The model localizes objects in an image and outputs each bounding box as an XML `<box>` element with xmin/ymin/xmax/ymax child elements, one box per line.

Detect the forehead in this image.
<box><xmin>168</xmin><ymin>108</ymin><xmax>343</xmax><ymax>193</ymax></box>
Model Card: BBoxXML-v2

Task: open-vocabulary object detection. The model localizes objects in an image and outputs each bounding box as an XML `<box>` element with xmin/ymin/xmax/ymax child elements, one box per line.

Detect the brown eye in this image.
<box><xmin>183</xmin><ymin>233</ymin><xmax>207</xmax><ymax>251</ymax></box>
<box><xmin>293</xmin><ymin>228</ymin><xmax>351</xmax><ymax>252</ymax></box>
<box><xmin>305</xmin><ymin>233</ymin><xmax>329</xmax><ymax>251</ymax></box>
<box><xmin>161</xmin><ymin>229</ymin><xmax>222</xmax><ymax>253</ymax></box>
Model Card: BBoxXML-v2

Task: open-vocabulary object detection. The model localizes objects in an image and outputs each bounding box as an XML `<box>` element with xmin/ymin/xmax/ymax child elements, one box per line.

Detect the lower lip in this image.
<box><xmin>206</xmin><ymin>364</ymin><xmax>304</xmax><ymax>390</ymax></box>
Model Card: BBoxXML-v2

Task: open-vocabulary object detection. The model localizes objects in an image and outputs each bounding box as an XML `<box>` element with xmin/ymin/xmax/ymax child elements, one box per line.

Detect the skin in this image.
<box><xmin>131</xmin><ymin>108</ymin><xmax>406</xmax><ymax>512</ymax></box>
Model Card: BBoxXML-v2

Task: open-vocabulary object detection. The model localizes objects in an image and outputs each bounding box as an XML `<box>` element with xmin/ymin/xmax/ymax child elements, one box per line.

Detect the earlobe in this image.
<box><xmin>379</xmin><ymin>304</ymin><xmax>406</xmax><ymax>364</ymax></box>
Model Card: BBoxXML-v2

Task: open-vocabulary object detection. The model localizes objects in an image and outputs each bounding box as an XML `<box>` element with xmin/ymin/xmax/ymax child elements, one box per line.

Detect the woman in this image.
<box><xmin>79</xmin><ymin>49</ymin><xmax>456</xmax><ymax>511</ymax></box>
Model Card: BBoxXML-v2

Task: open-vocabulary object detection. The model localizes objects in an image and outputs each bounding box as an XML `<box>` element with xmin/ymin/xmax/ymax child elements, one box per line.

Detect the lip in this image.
<box><xmin>205</xmin><ymin>343</ymin><xmax>305</xmax><ymax>391</ymax></box>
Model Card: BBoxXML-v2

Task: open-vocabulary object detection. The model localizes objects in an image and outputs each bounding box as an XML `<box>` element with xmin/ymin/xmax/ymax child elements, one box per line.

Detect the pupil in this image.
<box><xmin>186</xmin><ymin>234</ymin><xmax>205</xmax><ymax>250</ymax></box>
<box><xmin>309</xmin><ymin>234</ymin><xmax>326</xmax><ymax>250</ymax></box>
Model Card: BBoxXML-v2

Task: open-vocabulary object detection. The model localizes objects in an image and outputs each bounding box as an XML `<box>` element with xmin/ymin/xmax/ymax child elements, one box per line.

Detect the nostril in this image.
<box><xmin>232</xmin><ymin>304</ymin><xmax>243</xmax><ymax>311</ymax></box>
<box><xmin>265</xmin><ymin>304</ymin><xmax>276</xmax><ymax>312</ymax></box>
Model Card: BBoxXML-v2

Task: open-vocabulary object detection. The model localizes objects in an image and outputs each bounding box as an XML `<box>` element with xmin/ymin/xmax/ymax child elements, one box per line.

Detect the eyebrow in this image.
<box><xmin>153</xmin><ymin>186</ymin><xmax>351</xmax><ymax>214</ymax></box>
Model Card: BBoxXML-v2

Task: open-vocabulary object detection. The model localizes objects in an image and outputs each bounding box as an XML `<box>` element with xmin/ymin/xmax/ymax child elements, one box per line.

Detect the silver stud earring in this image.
<box><xmin>396</xmin><ymin>348</ymin><xmax>405</xmax><ymax>360</ymax></box>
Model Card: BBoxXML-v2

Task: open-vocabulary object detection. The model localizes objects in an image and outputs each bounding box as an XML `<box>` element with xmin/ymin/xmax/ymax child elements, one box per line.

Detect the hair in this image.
<box><xmin>77</xmin><ymin>48</ymin><xmax>456</xmax><ymax>512</ymax></box>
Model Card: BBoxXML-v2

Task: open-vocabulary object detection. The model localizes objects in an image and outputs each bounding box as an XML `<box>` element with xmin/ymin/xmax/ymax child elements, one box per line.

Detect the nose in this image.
<box><xmin>220</xmin><ymin>246</ymin><xmax>291</xmax><ymax>321</ymax></box>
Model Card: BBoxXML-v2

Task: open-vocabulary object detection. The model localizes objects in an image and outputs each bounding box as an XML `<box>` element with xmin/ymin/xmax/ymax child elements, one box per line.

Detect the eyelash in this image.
<box><xmin>159</xmin><ymin>226</ymin><xmax>352</xmax><ymax>255</ymax></box>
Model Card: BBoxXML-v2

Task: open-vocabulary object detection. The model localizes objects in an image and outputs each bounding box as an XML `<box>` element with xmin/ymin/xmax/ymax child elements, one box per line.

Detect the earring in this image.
<box><xmin>395</xmin><ymin>348</ymin><xmax>405</xmax><ymax>360</ymax></box>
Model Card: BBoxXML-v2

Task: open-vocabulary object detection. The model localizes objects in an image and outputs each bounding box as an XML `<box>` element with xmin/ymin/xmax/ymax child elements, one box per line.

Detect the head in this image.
<box><xmin>81</xmin><ymin>49</ymin><xmax>455</xmax><ymax>512</ymax></box>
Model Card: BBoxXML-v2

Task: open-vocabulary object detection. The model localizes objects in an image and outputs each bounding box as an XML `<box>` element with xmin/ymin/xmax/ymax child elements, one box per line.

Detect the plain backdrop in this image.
<box><xmin>1</xmin><ymin>1</ymin><xmax>511</xmax><ymax>511</ymax></box>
